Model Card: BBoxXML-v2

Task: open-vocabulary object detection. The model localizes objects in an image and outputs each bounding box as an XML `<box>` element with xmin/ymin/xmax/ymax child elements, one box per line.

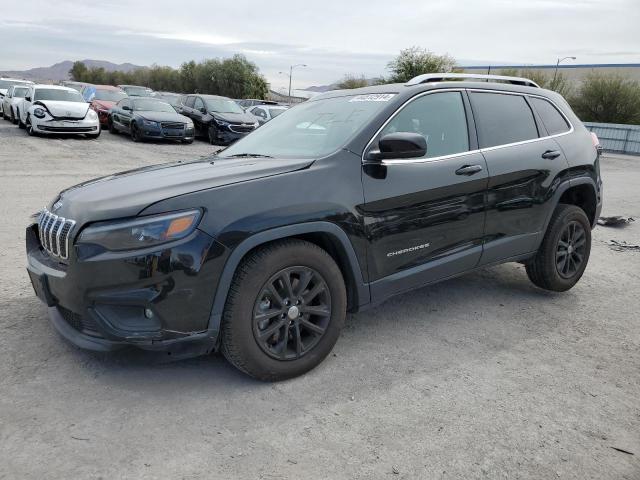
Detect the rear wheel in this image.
<box><xmin>526</xmin><ymin>204</ymin><xmax>591</xmax><ymax>291</ymax></box>
<box><xmin>108</xmin><ymin>117</ymin><xmax>118</xmax><ymax>134</ymax></box>
<box><xmin>221</xmin><ymin>239</ymin><xmax>347</xmax><ymax>381</ymax></box>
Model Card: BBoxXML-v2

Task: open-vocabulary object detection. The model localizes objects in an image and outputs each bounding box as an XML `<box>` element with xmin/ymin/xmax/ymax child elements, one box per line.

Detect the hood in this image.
<box><xmin>212</xmin><ymin>111</ymin><xmax>258</xmax><ymax>124</ymax></box>
<box><xmin>0</xmin><ymin>89</ymin><xmax>7</xmax><ymax>96</ymax></box>
<box><xmin>35</xmin><ymin>100</ymin><xmax>89</xmax><ymax>119</ymax></box>
<box><xmin>92</xmin><ymin>100</ymin><xmax>116</xmax><ymax>110</ymax></box>
<box><xmin>137</xmin><ymin>110</ymin><xmax>190</xmax><ymax>123</ymax></box>
<box><xmin>51</xmin><ymin>156</ymin><xmax>314</xmax><ymax>225</ymax></box>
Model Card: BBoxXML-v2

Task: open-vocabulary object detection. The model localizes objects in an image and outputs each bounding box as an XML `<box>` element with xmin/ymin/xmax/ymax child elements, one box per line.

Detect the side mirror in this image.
<box><xmin>366</xmin><ymin>132</ymin><xmax>427</xmax><ymax>161</ymax></box>
<box><xmin>199</xmin><ymin>107</ymin><xmax>206</xmax><ymax>114</ymax></box>
<box><xmin>122</xmin><ymin>105</ymin><xmax>131</xmax><ymax>111</ymax></box>
<box><xmin>25</xmin><ymin>96</ymin><xmax>31</xmax><ymax>102</ymax></box>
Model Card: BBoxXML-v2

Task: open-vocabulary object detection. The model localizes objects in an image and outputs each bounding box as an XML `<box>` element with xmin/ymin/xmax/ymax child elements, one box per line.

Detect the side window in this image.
<box><xmin>253</xmin><ymin>107</ymin><xmax>267</xmax><ymax>119</ymax></box>
<box><xmin>469</xmin><ymin>92</ymin><xmax>539</xmax><ymax>148</ymax></box>
<box><xmin>185</xmin><ymin>96</ymin><xmax>196</xmax><ymax>108</ymax></box>
<box><xmin>380</xmin><ymin>91</ymin><xmax>469</xmax><ymax>158</ymax></box>
<box><xmin>119</xmin><ymin>99</ymin><xmax>130</xmax><ymax>110</ymax></box>
<box><xmin>529</xmin><ymin>97</ymin><xmax>570</xmax><ymax>135</ymax></box>
<box><xmin>194</xmin><ymin>97</ymin><xmax>205</xmax><ymax>111</ymax></box>
<box><xmin>6</xmin><ymin>86</ymin><xmax>13</xmax><ymax>98</ymax></box>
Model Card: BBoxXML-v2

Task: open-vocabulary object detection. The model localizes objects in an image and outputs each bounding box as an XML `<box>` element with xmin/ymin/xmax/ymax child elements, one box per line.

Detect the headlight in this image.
<box><xmin>86</xmin><ymin>109</ymin><xmax>98</xmax><ymax>120</ymax></box>
<box><xmin>215</xmin><ymin>119</ymin><xmax>230</xmax><ymax>127</ymax></box>
<box><xmin>143</xmin><ymin>119</ymin><xmax>159</xmax><ymax>127</ymax></box>
<box><xmin>253</xmin><ymin>122</ymin><xmax>259</xmax><ymax>128</ymax></box>
<box><xmin>33</xmin><ymin>107</ymin><xmax>46</xmax><ymax>119</ymax></box>
<box><xmin>77</xmin><ymin>210</ymin><xmax>201</xmax><ymax>252</ymax></box>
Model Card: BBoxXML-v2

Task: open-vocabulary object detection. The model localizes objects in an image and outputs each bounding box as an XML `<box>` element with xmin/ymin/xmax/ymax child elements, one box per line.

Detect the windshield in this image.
<box><xmin>124</xmin><ymin>86</ymin><xmax>152</xmax><ymax>97</ymax></box>
<box><xmin>205</xmin><ymin>98</ymin><xmax>244</xmax><ymax>114</ymax></box>
<box><xmin>0</xmin><ymin>80</ymin><xmax>30</xmax><ymax>89</ymax></box>
<box><xmin>94</xmin><ymin>89</ymin><xmax>127</xmax><ymax>102</ymax></box>
<box><xmin>34</xmin><ymin>89</ymin><xmax>84</xmax><ymax>102</ymax></box>
<box><xmin>158</xmin><ymin>94</ymin><xmax>181</xmax><ymax>106</ymax></box>
<box><xmin>13</xmin><ymin>87</ymin><xmax>28</xmax><ymax>98</ymax></box>
<box><xmin>218</xmin><ymin>94</ymin><xmax>395</xmax><ymax>159</ymax></box>
<box><xmin>269</xmin><ymin>108</ymin><xmax>286</xmax><ymax>118</ymax></box>
<box><xmin>133</xmin><ymin>99</ymin><xmax>175</xmax><ymax>112</ymax></box>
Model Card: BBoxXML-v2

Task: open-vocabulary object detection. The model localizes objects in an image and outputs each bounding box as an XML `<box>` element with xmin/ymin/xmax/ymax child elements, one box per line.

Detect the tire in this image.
<box><xmin>526</xmin><ymin>204</ymin><xmax>592</xmax><ymax>292</ymax></box>
<box><xmin>17</xmin><ymin>109</ymin><xmax>25</xmax><ymax>129</ymax></box>
<box><xmin>182</xmin><ymin>138</ymin><xmax>194</xmax><ymax>144</ymax></box>
<box><xmin>108</xmin><ymin>117</ymin><xmax>118</xmax><ymax>134</ymax></box>
<box><xmin>207</xmin><ymin>124</ymin><xmax>218</xmax><ymax>145</ymax></box>
<box><xmin>11</xmin><ymin>108</ymin><xmax>17</xmax><ymax>124</ymax></box>
<box><xmin>221</xmin><ymin>239</ymin><xmax>347</xmax><ymax>381</ymax></box>
<box><xmin>26</xmin><ymin>114</ymin><xmax>37</xmax><ymax>136</ymax></box>
<box><xmin>130</xmin><ymin>122</ymin><xmax>142</xmax><ymax>142</ymax></box>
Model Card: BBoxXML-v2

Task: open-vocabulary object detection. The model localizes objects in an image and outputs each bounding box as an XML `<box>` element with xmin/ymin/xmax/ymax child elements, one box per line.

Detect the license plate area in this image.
<box><xmin>27</xmin><ymin>268</ymin><xmax>55</xmax><ymax>306</ymax></box>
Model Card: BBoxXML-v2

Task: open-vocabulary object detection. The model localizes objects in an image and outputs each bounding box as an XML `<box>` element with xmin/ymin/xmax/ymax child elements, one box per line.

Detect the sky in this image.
<box><xmin>1</xmin><ymin>0</ymin><xmax>638</xmax><ymax>90</ymax></box>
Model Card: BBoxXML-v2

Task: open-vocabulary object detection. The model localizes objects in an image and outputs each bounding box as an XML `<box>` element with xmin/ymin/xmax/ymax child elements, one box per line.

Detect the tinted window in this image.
<box><xmin>205</xmin><ymin>97</ymin><xmax>244</xmax><ymax>114</ymax></box>
<box><xmin>13</xmin><ymin>87</ymin><xmax>28</xmax><ymax>98</ymax></box>
<box><xmin>194</xmin><ymin>97</ymin><xmax>205</xmax><ymax>111</ymax></box>
<box><xmin>380</xmin><ymin>92</ymin><xmax>469</xmax><ymax>158</ymax></box>
<box><xmin>269</xmin><ymin>108</ymin><xmax>286</xmax><ymax>118</ymax></box>
<box><xmin>470</xmin><ymin>92</ymin><xmax>539</xmax><ymax>148</ymax></box>
<box><xmin>118</xmin><ymin>99</ymin><xmax>130</xmax><ymax>109</ymax></box>
<box><xmin>133</xmin><ymin>99</ymin><xmax>175</xmax><ymax>112</ymax></box>
<box><xmin>94</xmin><ymin>89</ymin><xmax>127</xmax><ymax>102</ymax></box>
<box><xmin>253</xmin><ymin>107</ymin><xmax>267</xmax><ymax>118</ymax></box>
<box><xmin>530</xmin><ymin>97</ymin><xmax>570</xmax><ymax>135</ymax></box>
<box><xmin>185</xmin><ymin>96</ymin><xmax>195</xmax><ymax>108</ymax></box>
<box><xmin>33</xmin><ymin>89</ymin><xmax>84</xmax><ymax>102</ymax></box>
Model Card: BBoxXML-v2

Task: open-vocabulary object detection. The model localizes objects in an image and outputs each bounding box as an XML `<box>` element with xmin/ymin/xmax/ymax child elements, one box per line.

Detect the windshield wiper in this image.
<box><xmin>226</xmin><ymin>153</ymin><xmax>273</xmax><ymax>158</ymax></box>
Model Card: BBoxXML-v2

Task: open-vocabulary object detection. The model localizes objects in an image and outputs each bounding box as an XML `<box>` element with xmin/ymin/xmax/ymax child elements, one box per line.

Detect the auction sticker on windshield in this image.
<box><xmin>349</xmin><ymin>94</ymin><xmax>396</xmax><ymax>102</ymax></box>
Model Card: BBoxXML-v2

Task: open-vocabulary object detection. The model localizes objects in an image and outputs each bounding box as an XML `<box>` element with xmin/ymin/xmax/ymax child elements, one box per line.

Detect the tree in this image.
<box><xmin>336</xmin><ymin>74</ymin><xmax>368</xmax><ymax>89</ymax></box>
<box><xmin>69</xmin><ymin>61</ymin><xmax>88</xmax><ymax>81</ymax></box>
<box><xmin>570</xmin><ymin>73</ymin><xmax>640</xmax><ymax>124</ymax></box>
<box><xmin>385</xmin><ymin>47</ymin><xmax>456</xmax><ymax>83</ymax></box>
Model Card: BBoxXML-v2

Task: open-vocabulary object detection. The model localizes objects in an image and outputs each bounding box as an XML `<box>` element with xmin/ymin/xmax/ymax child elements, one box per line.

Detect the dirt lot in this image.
<box><xmin>0</xmin><ymin>120</ymin><xmax>639</xmax><ymax>480</ymax></box>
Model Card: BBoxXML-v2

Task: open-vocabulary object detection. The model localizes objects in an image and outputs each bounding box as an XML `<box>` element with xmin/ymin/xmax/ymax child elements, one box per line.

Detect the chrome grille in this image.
<box><xmin>38</xmin><ymin>209</ymin><xmax>76</xmax><ymax>259</ymax></box>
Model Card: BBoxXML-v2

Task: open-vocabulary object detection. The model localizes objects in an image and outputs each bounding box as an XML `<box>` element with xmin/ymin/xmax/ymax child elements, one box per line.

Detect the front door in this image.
<box><xmin>362</xmin><ymin>90</ymin><xmax>488</xmax><ymax>301</ymax></box>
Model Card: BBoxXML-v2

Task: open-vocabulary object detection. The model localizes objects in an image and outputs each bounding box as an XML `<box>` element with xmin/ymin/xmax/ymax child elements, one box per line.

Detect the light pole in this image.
<box><xmin>552</xmin><ymin>56</ymin><xmax>576</xmax><ymax>88</ymax></box>
<box><xmin>279</xmin><ymin>64</ymin><xmax>307</xmax><ymax>104</ymax></box>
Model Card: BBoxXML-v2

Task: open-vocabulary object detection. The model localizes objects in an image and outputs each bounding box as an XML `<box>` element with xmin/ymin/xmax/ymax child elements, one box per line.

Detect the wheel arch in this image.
<box><xmin>207</xmin><ymin>222</ymin><xmax>370</xmax><ymax>338</ymax></box>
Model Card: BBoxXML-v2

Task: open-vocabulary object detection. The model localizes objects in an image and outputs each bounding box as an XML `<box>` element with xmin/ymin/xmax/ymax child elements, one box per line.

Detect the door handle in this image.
<box><xmin>541</xmin><ymin>150</ymin><xmax>561</xmax><ymax>160</ymax></box>
<box><xmin>455</xmin><ymin>165</ymin><xmax>483</xmax><ymax>176</ymax></box>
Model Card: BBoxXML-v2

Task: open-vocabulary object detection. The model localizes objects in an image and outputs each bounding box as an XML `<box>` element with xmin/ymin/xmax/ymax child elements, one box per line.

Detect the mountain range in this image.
<box><xmin>0</xmin><ymin>60</ymin><xmax>144</xmax><ymax>82</ymax></box>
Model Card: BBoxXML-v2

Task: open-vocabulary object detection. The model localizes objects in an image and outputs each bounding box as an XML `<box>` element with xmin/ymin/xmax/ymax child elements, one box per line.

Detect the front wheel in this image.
<box><xmin>26</xmin><ymin>114</ymin><xmax>37</xmax><ymax>136</ymax></box>
<box><xmin>130</xmin><ymin>122</ymin><xmax>142</xmax><ymax>142</ymax></box>
<box><xmin>207</xmin><ymin>124</ymin><xmax>218</xmax><ymax>145</ymax></box>
<box><xmin>526</xmin><ymin>204</ymin><xmax>592</xmax><ymax>292</ymax></box>
<box><xmin>11</xmin><ymin>108</ymin><xmax>17</xmax><ymax>124</ymax></box>
<box><xmin>221</xmin><ymin>239</ymin><xmax>347</xmax><ymax>381</ymax></box>
<box><xmin>108</xmin><ymin>117</ymin><xmax>118</xmax><ymax>134</ymax></box>
<box><xmin>17</xmin><ymin>109</ymin><xmax>25</xmax><ymax>129</ymax></box>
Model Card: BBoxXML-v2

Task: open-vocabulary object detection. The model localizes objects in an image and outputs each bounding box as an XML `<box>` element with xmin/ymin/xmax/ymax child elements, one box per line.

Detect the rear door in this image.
<box><xmin>468</xmin><ymin>90</ymin><xmax>570</xmax><ymax>265</ymax></box>
<box><xmin>362</xmin><ymin>90</ymin><xmax>488</xmax><ymax>300</ymax></box>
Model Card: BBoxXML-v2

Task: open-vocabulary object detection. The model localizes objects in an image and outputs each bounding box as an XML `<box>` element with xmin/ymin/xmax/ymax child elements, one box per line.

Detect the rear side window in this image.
<box><xmin>185</xmin><ymin>96</ymin><xmax>195</xmax><ymax>108</ymax></box>
<box><xmin>381</xmin><ymin>91</ymin><xmax>469</xmax><ymax>158</ymax></box>
<box><xmin>530</xmin><ymin>97</ymin><xmax>570</xmax><ymax>135</ymax></box>
<box><xmin>470</xmin><ymin>92</ymin><xmax>539</xmax><ymax>148</ymax></box>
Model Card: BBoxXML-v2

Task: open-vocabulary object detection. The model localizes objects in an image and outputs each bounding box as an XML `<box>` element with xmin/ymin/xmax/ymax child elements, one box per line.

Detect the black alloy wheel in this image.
<box><xmin>130</xmin><ymin>122</ymin><xmax>142</xmax><ymax>142</ymax></box>
<box><xmin>252</xmin><ymin>266</ymin><xmax>332</xmax><ymax>361</ymax></box>
<box><xmin>26</xmin><ymin>114</ymin><xmax>36</xmax><ymax>136</ymax></box>
<box><xmin>207</xmin><ymin>124</ymin><xmax>218</xmax><ymax>145</ymax></box>
<box><xmin>555</xmin><ymin>221</ymin><xmax>587</xmax><ymax>279</ymax></box>
<box><xmin>108</xmin><ymin>117</ymin><xmax>118</xmax><ymax>134</ymax></box>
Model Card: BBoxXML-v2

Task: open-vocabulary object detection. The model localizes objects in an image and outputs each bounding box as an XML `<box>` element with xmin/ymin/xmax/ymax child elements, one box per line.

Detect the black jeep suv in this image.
<box><xmin>26</xmin><ymin>73</ymin><xmax>602</xmax><ymax>380</ymax></box>
<box><xmin>178</xmin><ymin>94</ymin><xmax>259</xmax><ymax>145</ymax></box>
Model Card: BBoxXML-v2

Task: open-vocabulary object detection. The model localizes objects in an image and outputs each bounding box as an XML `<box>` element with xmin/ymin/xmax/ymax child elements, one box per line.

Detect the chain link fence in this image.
<box><xmin>583</xmin><ymin>122</ymin><xmax>640</xmax><ymax>155</ymax></box>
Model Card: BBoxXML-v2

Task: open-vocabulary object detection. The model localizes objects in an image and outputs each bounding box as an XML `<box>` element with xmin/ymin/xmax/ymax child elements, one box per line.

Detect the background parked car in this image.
<box><xmin>154</xmin><ymin>92</ymin><xmax>184</xmax><ymax>111</ymax></box>
<box><xmin>108</xmin><ymin>97</ymin><xmax>194</xmax><ymax>143</ymax></box>
<box><xmin>60</xmin><ymin>80</ymin><xmax>91</xmax><ymax>92</ymax></box>
<box><xmin>235</xmin><ymin>99</ymin><xmax>281</xmax><ymax>109</ymax></box>
<box><xmin>81</xmin><ymin>85</ymin><xmax>127</xmax><ymax>127</ymax></box>
<box><xmin>118</xmin><ymin>85</ymin><xmax>154</xmax><ymax>97</ymax></box>
<box><xmin>179</xmin><ymin>94</ymin><xmax>259</xmax><ymax>144</ymax></box>
<box><xmin>0</xmin><ymin>77</ymin><xmax>34</xmax><ymax>116</ymax></box>
<box><xmin>2</xmin><ymin>85</ymin><xmax>30</xmax><ymax>123</ymax></box>
<box><xmin>246</xmin><ymin>104</ymin><xmax>289</xmax><ymax>125</ymax></box>
<box><xmin>18</xmin><ymin>84</ymin><xmax>100</xmax><ymax>138</ymax></box>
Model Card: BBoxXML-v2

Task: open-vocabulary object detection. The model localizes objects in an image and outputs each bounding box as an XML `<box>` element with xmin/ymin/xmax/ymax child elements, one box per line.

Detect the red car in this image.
<box><xmin>81</xmin><ymin>85</ymin><xmax>127</xmax><ymax>126</ymax></box>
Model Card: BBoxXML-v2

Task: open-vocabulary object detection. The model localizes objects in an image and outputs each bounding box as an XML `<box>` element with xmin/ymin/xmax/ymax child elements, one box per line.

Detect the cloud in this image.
<box><xmin>1</xmin><ymin>0</ymin><xmax>638</xmax><ymax>88</ymax></box>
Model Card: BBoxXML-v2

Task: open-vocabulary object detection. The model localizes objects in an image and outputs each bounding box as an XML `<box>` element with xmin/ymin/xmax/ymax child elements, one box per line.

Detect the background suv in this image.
<box><xmin>26</xmin><ymin>73</ymin><xmax>602</xmax><ymax>380</ymax></box>
<box><xmin>179</xmin><ymin>94</ymin><xmax>259</xmax><ymax>144</ymax></box>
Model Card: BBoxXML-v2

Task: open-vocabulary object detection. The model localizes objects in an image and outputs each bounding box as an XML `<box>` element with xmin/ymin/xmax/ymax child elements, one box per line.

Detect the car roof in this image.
<box><xmin>0</xmin><ymin>77</ymin><xmax>34</xmax><ymax>83</ymax></box>
<box><xmin>313</xmin><ymin>80</ymin><xmax>552</xmax><ymax>103</ymax></box>
<box><xmin>93</xmin><ymin>85</ymin><xmax>123</xmax><ymax>90</ymax></box>
<box><xmin>32</xmin><ymin>84</ymin><xmax>80</xmax><ymax>92</ymax></box>
<box><xmin>195</xmin><ymin>94</ymin><xmax>233</xmax><ymax>100</ymax></box>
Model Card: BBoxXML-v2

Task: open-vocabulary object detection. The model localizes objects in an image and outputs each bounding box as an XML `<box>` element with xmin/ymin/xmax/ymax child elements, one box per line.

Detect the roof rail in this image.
<box><xmin>406</xmin><ymin>73</ymin><xmax>540</xmax><ymax>88</ymax></box>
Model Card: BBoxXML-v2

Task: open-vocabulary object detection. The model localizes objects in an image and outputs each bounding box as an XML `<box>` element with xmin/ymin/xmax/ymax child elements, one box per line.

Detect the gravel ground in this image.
<box><xmin>0</xmin><ymin>120</ymin><xmax>639</xmax><ymax>480</ymax></box>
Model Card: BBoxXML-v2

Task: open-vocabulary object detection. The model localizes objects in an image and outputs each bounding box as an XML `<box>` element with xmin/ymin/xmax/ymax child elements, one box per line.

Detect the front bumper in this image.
<box><xmin>32</xmin><ymin>116</ymin><xmax>100</xmax><ymax>135</ymax></box>
<box><xmin>140</xmin><ymin>123</ymin><xmax>195</xmax><ymax>141</ymax></box>
<box><xmin>26</xmin><ymin>223</ymin><xmax>230</xmax><ymax>357</ymax></box>
<box><xmin>213</xmin><ymin>124</ymin><xmax>256</xmax><ymax>145</ymax></box>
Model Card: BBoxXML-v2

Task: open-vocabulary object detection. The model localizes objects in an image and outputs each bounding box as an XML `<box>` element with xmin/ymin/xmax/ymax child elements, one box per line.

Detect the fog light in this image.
<box><xmin>144</xmin><ymin>308</ymin><xmax>154</xmax><ymax>319</ymax></box>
